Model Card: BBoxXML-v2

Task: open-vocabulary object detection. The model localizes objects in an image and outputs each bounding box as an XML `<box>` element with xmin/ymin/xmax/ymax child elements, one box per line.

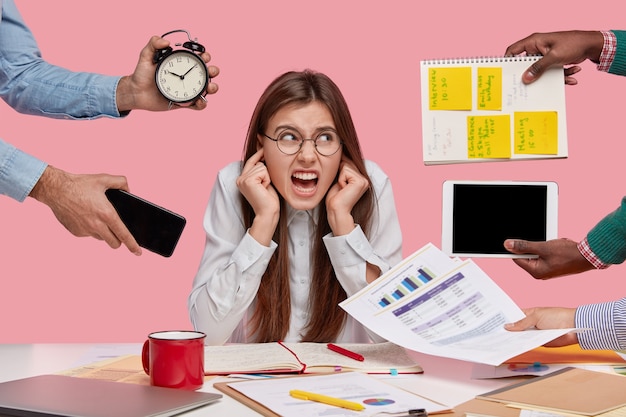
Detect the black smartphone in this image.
<box><xmin>105</xmin><ymin>189</ymin><xmax>186</xmax><ymax>257</ymax></box>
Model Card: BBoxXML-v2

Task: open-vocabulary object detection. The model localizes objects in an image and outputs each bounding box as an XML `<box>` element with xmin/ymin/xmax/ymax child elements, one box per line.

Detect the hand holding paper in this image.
<box><xmin>340</xmin><ymin>243</ymin><xmax>575</xmax><ymax>366</ymax></box>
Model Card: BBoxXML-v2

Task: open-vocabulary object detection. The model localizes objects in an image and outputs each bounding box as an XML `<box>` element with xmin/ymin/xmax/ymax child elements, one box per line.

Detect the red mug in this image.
<box><xmin>142</xmin><ymin>330</ymin><xmax>206</xmax><ymax>390</ymax></box>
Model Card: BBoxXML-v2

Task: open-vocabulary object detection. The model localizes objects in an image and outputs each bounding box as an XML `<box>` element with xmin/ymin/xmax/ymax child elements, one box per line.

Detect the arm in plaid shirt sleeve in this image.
<box><xmin>606</xmin><ymin>30</ymin><xmax>626</xmax><ymax>75</ymax></box>
<box><xmin>577</xmin><ymin>238</ymin><xmax>610</xmax><ymax>269</ymax></box>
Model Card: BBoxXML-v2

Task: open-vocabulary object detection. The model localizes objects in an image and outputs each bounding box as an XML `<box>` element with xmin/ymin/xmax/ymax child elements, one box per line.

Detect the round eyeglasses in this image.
<box><xmin>262</xmin><ymin>130</ymin><xmax>343</xmax><ymax>156</ymax></box>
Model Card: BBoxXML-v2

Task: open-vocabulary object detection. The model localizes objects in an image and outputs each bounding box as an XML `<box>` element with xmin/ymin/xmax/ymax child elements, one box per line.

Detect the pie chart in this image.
<box><xmin>363</xmin><ymin>398</ymin><xmax>395</xmax><ymax>406</ymax></box>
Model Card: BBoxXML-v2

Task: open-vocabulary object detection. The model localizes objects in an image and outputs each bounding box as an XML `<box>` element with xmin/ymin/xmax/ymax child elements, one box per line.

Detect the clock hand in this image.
<box><xmin>181</xmin><ymin>63</ymin><xmax>199</xmax><ymax>78</ymax></box>
<box><xmin>165</xmin><ymin>69</ymin><xmax>183</xmax><ymax>78</ymax></box>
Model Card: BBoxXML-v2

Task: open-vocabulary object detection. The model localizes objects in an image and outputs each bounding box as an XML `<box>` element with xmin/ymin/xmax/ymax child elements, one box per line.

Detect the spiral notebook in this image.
<box><xmin>420</xmin><ymin>55</ymin><xmax>568</xmax><ymax>164</ymax></box>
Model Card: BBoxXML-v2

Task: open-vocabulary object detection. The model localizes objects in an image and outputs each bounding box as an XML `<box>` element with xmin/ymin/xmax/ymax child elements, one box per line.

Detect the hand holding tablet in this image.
<box><xmin>441</xmin><ymin>180</ymin><xmax>558</xmax><ymax>258</ymax></box>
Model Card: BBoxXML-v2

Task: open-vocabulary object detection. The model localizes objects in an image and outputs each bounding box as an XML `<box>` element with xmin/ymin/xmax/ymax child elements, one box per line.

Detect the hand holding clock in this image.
<box><xmin>116</xmin><ymin>35</ymin><xmax>219</xmax><ymax>113</ymax></box>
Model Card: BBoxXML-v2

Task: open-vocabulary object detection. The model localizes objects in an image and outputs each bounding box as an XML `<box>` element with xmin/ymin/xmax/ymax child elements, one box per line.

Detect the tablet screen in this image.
<box><xmin>442</xmin><ymin>181</ymin><xmax>558</xmax><ymax>258</ymax></box>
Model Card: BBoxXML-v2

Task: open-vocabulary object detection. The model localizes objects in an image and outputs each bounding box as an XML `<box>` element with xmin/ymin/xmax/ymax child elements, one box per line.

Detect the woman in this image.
<box><xmin>188</xmin><ymin>69</ymin><xmax>402</xmax><ymax>345</ymax></box>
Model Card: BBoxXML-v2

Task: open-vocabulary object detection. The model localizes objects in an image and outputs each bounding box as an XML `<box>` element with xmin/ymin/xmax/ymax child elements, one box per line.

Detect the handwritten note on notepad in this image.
<box><xmin>428</xmin><ymin>66</ymin><xmax>472</xmax><ymax>110</ymax></box>
<box><xmin>467</xmin><ymin>115</ymin><xmax>511</xmax><ymax>159</ymax></box>
<box><xmin>421</xmin><ymin>56</ymin><xmax>567</xmax><ymax>164</ymax></box>
<box><xmin>514</xmin><ymin>111</ymin><xmax>559</xmax><ymax>154</ymax></box>
<box><xmin>477</xmin><ymin>67</ymin><xmax>502</xmax><ymax>110</ymax></box>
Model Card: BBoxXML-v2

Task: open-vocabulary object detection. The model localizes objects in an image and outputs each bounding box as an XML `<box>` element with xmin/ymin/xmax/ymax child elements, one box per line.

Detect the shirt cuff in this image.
<box><xmin>231</xmin><ymin>230</ymin><xmax>277</xmax><ymax>273</ymax></box>
<box><xmin>577</xmin><ymin>237</ymin><xmax>610</xmax><ymax>269</ymax></box>
<box><xmin>598</xmin><ymin>31</ymin><xmax>617</xmax><ymax>72</ymax></box>
<box><xmin>95</xmin><ymin>76</ymin><xmax>125</xmax><ymax>118</ymax></box>
<box><xmin>0</xmin><ymin>141</ymin><xmax>47</xmax><ymax>202</ymax></box>
<box><xmin>575</xmin><ymin>301</ymin><xmax>622</xmax><ymax>350</ymax></box>
<box><xmin>323</xmin><ymin>224</ymin><xmax>387</xmax><ymax>270</ymax></box>
<box><xmin>112</xmin><ymin>77</ymin><xmax>130</xmax><ymax>117</ymax></box>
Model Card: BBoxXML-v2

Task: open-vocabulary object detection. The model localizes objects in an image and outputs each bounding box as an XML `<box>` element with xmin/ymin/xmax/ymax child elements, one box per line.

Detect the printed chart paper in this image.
<box><xmin>340</xmin><ymin>243</ymin><xmax>573</xmax><ymax>366</ymax></box>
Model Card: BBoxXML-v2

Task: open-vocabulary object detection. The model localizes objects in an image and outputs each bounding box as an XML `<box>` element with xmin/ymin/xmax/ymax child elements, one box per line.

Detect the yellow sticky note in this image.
<box><xmin>477</xmin><ymin>67</ymin><xmax>502</xmax><ymax>110</ymax></box>
<box><xmin>467</xmin><ymin>115</ymin><xmax>511</xmax><ymax>159</ymax></box>
<box><xmin>514</xmin><ymin>111</ymin><xmax>558</xmax><ymax>154</ymax></box>
<box><xmin>428</xmin><ymin>67</ymin><xmax>472</xmax><ymax>110</ymax></box>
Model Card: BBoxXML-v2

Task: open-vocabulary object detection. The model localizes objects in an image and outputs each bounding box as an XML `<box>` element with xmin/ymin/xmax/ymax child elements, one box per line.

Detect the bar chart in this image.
<box><xmin>378</xmin><ymin>268</ymin><xmax>436</xmax><ymax>307</ymax></box>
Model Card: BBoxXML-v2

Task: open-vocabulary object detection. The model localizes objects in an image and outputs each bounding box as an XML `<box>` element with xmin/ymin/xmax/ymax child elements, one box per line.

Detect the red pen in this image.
<box><xmin>327</xmin><ymin>343</ymin><xmax>364</xmax><ymax>361</ymax></box>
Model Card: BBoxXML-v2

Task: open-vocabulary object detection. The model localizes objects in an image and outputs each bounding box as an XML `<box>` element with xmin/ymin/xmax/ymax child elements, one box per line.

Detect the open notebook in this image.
<box><xmin>203</xmin><ymin>341</ymin><xmax>423</xmax><ymax>375</ymax></box>
<box><xmin>0</xmin><ymin>374</ymin><xmax>222</xmax><ymax>417</ymax></box>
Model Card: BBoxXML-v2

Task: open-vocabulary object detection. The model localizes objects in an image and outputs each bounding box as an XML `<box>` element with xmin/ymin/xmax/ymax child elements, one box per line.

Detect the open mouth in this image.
<box><xmin>292</xmin><ymin>171</ymin><xmax>318</xmax><ymax>193</ymax></box>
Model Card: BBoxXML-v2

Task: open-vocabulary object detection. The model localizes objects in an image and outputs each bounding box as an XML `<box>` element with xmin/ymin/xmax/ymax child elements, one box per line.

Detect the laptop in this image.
<box><xmin>0</xmin><ymin>374</ymin><xmax>222</xmax><ymax>417</ymax></box>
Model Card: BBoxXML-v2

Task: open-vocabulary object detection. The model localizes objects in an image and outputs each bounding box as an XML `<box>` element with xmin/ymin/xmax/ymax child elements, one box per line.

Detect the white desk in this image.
<box><xmin>0</xmin><ymin>344</ymin><xmax>519</xmax><ymax>416</ymax></box>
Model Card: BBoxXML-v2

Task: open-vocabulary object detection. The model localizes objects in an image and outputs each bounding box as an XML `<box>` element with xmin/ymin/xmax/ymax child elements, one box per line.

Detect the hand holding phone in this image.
<box><xmin>105</xmin><ymin>189</ymin><xmax>186</xmax><ymax>257</ymax></box>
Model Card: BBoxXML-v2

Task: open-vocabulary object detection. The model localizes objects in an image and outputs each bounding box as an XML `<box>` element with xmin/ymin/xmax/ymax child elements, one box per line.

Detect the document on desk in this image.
<box><xmin>340</xmin><ymin>243</ymin><xmax>574</xmax><ymax>366</ymax></box>
<box><xmin>218</xmin><ymin>371</ymin><xmax>451</xmax><ymax>416</ymax></box>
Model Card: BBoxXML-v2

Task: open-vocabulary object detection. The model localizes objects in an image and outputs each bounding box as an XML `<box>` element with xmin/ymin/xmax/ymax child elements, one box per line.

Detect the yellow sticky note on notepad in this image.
<box><xmin>477</xmin><ymin>67</ymin><xmax>502</xmax><ymax>110</ymax></box>
<box><xmin>514</xmin><ymin>111</ymin><xmax>558</xmax><ymax>154</ymax></box>
<box><xmin>467</xmin><ymin>115</ymin><xmax>511</xmax><ymax>159</ymax></box>
<box><xmin>428</xmin><ymin>67</ymin><xmax>472</xmax><ymax>110</ymax></box>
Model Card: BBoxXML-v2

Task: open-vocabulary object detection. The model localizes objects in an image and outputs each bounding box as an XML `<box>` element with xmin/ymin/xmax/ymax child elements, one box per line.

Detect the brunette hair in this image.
<box><xmin>241</xmin><ymin>69</ymin><xmax>375</xmax><ymax>342</ymax></box>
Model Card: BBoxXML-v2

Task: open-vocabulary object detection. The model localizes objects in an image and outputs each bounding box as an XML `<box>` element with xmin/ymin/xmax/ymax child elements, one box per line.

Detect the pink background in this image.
<box><xmin>1</xmin><ymin>0</ymin><xmax>624</xmax><ymax>342</ymax></box>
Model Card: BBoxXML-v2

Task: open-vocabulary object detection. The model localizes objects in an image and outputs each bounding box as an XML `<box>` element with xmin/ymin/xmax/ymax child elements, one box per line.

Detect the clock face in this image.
<box><xmin>155</xmin><ymin>50</ymin><xmax>208</xmax><ymax>103</ymax></box>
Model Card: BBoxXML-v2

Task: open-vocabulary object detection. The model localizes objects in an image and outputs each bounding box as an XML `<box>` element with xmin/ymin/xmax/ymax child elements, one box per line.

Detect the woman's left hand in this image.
<box><xmin>326</xmin><ymin>158</ymin><xmax>369</xmax><ymax>236</ymax></box>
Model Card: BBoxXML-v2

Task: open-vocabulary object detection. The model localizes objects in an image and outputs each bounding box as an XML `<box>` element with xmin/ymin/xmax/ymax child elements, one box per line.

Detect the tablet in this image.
<box><xmin>442</xmin><ymin>180</ymin><xmax>558</xmax><ymax>258</ymax></box>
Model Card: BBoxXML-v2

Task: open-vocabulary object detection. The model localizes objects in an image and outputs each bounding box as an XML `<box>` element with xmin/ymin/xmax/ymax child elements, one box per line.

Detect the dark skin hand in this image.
<box><xmin>505</xmin><ymin>30</ymin><xmax>604</xmax><ymax>85</ymax></box>
<box><xmin>503</xmin><ymin>238</ymin><xmax>594</xmax><ymax>279</ymax></box>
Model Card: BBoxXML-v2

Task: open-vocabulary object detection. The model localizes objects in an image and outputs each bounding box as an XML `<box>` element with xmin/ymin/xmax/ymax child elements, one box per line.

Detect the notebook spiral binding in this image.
<box><xmin>421</xmin><ymin>55</ymin><xmax>541</xmax><ymax>65</ymax></box>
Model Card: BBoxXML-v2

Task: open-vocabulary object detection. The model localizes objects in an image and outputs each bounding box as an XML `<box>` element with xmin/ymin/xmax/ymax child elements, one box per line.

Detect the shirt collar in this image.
<box><xmin>286</xmin><ymin>204</ymin><xmax>319</xmax><ymax>227</ymax></box>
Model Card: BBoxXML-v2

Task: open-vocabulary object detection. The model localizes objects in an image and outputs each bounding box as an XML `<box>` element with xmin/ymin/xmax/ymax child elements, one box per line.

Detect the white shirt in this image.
<box><xmin>188</xmin><ymin>160</ymin><xmax>403</xmax><ymax>345</ymax></box>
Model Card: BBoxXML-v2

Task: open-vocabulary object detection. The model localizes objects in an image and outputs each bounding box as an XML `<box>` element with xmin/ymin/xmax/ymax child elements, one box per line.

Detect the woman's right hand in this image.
<box><xmin>236</xmin><ymin>148</ymin><xmax>280</xmax><ymax>246</ymax></box>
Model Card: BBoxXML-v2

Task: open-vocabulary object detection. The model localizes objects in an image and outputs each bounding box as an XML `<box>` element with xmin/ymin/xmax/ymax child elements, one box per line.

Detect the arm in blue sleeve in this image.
<box><xmin>0</xmin><ymin>0</ymin><xmax>125</xmax><ymax>201</ymax></box>
<box><xmin>0</xmin><ymin>138</ymin><xmax>46</xmax><ymax>201</ymax></box>
<box><xmin>0</xmin><ymin>0</ymin><xmax>121</xmax><ymax>119</ymax></box>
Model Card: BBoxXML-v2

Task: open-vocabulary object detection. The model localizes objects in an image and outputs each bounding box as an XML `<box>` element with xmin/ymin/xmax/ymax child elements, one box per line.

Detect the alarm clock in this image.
<box><xmin>153</xmin><ymin>29</ymin><xmax>209</xmax><ymax>105</ymax></box>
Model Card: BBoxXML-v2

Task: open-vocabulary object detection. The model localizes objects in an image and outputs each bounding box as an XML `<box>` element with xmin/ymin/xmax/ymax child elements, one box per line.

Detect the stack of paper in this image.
<box><xmin>473</xmin><ymin>344</ymin><xmax>626</xmax><ymax>379</ymax></box>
